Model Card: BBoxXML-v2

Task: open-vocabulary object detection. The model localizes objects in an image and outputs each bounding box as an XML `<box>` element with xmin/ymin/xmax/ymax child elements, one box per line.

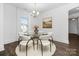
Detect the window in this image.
<box><xmin>20</xmin><ymin>16</ymin><xmax>28</xmax><ymax>33</ymax></box>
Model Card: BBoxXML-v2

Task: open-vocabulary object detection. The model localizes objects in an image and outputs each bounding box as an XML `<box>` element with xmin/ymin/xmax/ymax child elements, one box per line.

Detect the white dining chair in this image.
<box><xmin>39</xmin><ymin>32</ymin><xmax>53</xmax><ymax>52</ymax></box>
<box><xmin>18</xmin><ymin>32</ymin><xmax>32</xmax><ymax>51</ymax></box>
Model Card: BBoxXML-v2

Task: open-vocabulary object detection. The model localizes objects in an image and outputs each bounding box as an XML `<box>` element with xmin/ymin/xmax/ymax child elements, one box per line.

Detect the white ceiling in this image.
<box><xmin>69</xmin><ymin>7</ymin><xmax>79</xmax><ymax>15</ymax></box>
<box><xmin>69</xmin><ymin>7</ymin><xmax>79</xmax><ymax>19</ymax></box>
<box><xmin>9</xmin><ymin>3</ymin><xmax>67</xmax><ymax>13</ymax></box>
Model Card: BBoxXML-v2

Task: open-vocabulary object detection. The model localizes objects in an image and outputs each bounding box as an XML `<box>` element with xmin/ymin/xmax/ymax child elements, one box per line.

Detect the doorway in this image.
<box><xmin>69</xmin><ymin>7</ymin><xmax>79</xmax><ymax>49</ymax></box>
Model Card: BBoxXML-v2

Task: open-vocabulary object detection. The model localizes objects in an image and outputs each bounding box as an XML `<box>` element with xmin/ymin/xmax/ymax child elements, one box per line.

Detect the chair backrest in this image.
<box><xmin>48</xmin><ymin>32</ymin><xmax>53</xmax><ymax>36</ymax></box>
<box><xmin>39</xmin><ymin>32</ymin><xmax>53</xmax><ymax>40</ymax></box>
<box><xmin>18</xmin><ymin>32</ymin><xmax>31</xmax><ymax>41</ymax></box>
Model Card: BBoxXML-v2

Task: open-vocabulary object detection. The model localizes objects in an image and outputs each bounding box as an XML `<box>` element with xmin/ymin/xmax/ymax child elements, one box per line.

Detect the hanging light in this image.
<box><xmin>31</xmin><ymin>3</ymin><xmax>39</xmax><ymax>17</ymax></box>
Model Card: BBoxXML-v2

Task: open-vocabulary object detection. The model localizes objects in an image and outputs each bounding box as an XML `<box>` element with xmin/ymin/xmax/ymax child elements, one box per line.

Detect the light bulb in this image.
<box><xmin>33</xmin><ymin>10</ymin><xmax>36</xmax><ymax>13</ymax></box>
<box><xmin>37</xmin><ymin>11</ymin><xmax>39</xmax><ymax>15</ymax></box>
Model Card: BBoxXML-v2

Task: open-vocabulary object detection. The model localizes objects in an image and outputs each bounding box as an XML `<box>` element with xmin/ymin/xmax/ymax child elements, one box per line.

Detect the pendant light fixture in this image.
<box><xmin>31</xmin><ymin>3</ymin><xmax>39</xmax><ymax>17</ymax></box>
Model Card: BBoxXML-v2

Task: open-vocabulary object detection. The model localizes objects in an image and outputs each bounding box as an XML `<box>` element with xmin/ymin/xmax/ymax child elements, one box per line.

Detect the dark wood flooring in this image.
<box><xmin>0</xmin><ymin>33</ymin><xmax>79</xmax><ymax>56</ymax></box>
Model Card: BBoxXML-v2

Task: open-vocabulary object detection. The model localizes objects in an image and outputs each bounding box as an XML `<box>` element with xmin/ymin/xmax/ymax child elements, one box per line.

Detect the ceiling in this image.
<box><xmin>9</xmin><ymin>3</ymin><xmax>67</xmax><ymax>13</ymax></box>
<box><xmin>69</xmin><ymin>7</ymin><xmax>79</xmax><ymax>15</ymax></box>
<box><xmin>69</xmin><ymin>7</ymin><xmax>79</xmax><ymax>19</ymax></box>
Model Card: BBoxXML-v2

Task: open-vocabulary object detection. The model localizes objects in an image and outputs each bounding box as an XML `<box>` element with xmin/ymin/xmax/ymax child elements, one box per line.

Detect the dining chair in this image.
<box><xmin>18</xmin><ymin>32</ymin><xmax>32</xmax><ymax>51</ymax></box>
<box><xmin>39</xmin><ymin>32</ymin><xmax>54</xmax><ymax>52</ymax></box>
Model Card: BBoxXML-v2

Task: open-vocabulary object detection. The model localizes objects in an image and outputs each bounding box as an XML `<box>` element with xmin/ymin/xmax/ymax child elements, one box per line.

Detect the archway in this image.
<box><xmin>68</xmin><ymin>7</ymin><xmax>79</xmax><ymax>55</ymax></box>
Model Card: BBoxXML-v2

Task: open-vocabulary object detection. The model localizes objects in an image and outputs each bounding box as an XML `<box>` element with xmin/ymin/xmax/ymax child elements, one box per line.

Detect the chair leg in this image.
<box><xmin>41</xmin><ymin>44</ymin><xmax>43</xmax><ymax>56</ymax></box>
<box><xmin>19</xmin><ymin>44</ymin><xmax>21</xmax><ymax>51</ymax></box>
<box><xmin>26</xmin><ymin>45</ymin><xmax>28</xmax><ymax>56</ymax></box>
<box><xmin>50</xmin><ymin>41</ymin><xmax>51</xmax><ymax>52</ymax></box>
<box><xmin>37</xmin><ymin>40</ymin><xmax>38</xmax><ymax>50</ymax></box>
<box><xmin>18</xmin><ymin>37</ymin><xmax>20</xmax><ymax>45</ymax></box>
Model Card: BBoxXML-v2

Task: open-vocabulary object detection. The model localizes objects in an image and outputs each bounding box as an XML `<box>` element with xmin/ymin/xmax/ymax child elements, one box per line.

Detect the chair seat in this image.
<box><xmin>42</xmin><ymin>40</ymin><xmax>50</xmax><ymax>46</ymax></box>
<box><xmin>20</xmin><ymin>41</ymin><xmax>32</xmax><ymax>46</ymax></box>
<box><xmin>39</xmin><ymin>35</ymin><xmax>50</xmax><ymax>40</ymax></box>
<box><xmin>20</xmin><ymin>36</ymin><xmax>31</xmax><ymax>41</ymax></box>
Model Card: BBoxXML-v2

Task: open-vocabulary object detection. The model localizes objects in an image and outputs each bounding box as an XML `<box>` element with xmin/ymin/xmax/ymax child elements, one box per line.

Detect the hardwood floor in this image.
<box><xmin>4</xmin><ymin>41</ymin><xmax>18</xmax><ymax>56</ymax></box>
<box><xmin>69</xmin><ymin>33</ymin><xmax>79</xmax><ymax>56</ymax></box>
<box><xmin>0</xmin><ymin>33</ymin><xmax>79</xmax><ymax>56</ymax></box>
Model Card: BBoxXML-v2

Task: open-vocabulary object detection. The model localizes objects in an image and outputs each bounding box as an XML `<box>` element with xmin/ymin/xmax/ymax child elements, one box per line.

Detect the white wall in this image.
<box><xmin>0</xmin><ymin>4</ymin><xmax>4</xmax><ymax>51</ymax></box>
<box><xmin>3</xmin><ymin>4</ymin><xmax>32</xmax><ymax>44</ymax></box>
<box><xmin>69</xmin><ymin>19</ymin><xmax>78</xmax><ymax>34</ymax></box>
<box><xmin>29</xmin><ymin>16</ymin><xmax>39</xmax><ymax>32</ymax></box>
<box><xmin>34</xmin><ymin>4</ymin><xmax>79</xmax><ymax>44</ymax></box>
<box><xmin>3</xmin><ymin>4</ymin><xmax>17</xmax><ymax>44</ymax></box>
